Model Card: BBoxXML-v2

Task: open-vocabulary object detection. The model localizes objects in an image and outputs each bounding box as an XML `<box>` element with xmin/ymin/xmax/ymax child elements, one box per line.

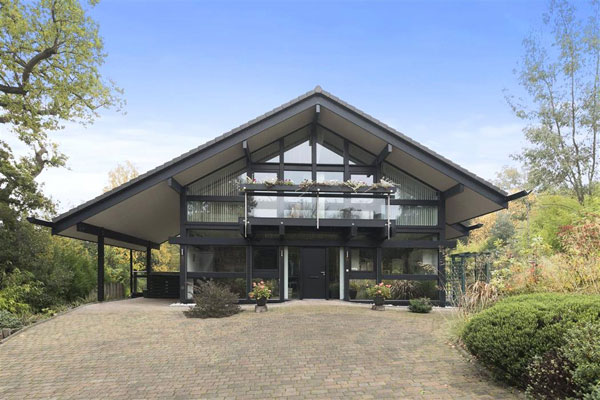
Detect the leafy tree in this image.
<box><xmin>0</xmin><ymin>0</ymin><xmax>123</xmax><ymax>216</ymax></box>
<box><xmin>507</xmin><ymin>0</ymin><xmax>600</xmax><ymax>204</ymax></box>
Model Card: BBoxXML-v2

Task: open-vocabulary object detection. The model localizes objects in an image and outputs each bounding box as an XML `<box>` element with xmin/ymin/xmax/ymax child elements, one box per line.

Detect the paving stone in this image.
<box><xmin>0</xmin><ymin>298</ymin><xmax>523</xmax><ymax>399</ymax></box>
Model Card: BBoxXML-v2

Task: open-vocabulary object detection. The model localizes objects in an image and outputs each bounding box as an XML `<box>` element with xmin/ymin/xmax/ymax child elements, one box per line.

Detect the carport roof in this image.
<box><xmin>36</xmin><ymin>86</ymin><xmax>522</xmax><ymax>249</ymax></box>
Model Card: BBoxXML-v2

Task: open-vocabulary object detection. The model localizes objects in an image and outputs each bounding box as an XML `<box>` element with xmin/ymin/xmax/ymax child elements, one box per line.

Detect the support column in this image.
<box><xmin>129</xmin><ymin>249</ymin><xmax>133</xmax><ymax>297</ymax></box>
<box><xmin>97</xmin><ymin>234</ymin><xmax>105</xmax><ymax>302</ymax></box>
<box><xmin>179</xmin><ymin>245</ymin><xmax>187</xmax><ymax>303</ymax></box>
<box><xmin>146</xmin><ymin>246</ymin><xmax>152</xmax><ymax>274</ymax></box>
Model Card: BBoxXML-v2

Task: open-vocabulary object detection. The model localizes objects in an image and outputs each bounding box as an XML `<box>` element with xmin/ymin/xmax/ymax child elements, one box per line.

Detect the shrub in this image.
<box><xmin>366</xmin><ymin>282</ymin><xmax>392</xmax><ymax>299</ymax></box>
<box><xmin>562</xmin><ymin>322</ymin><xmax>600</xmax><ymax>394</ymax></box>
<box><xmin>525</xmin><ymin>350</ymin><xmax>578</xmax><ymax>399</ymax></box>
<box><xmin>0</xmin><ymin>310</ymin><xmax>23</xmax><ymax>330</ymax></box>
<box><xmin>184</xmin><ymin>280</ymin><xmax>240</xmax><ymax>318</ymax></box>
<box><xmin>408</xmin><ymin>297</ymin><xmax>432</xmax><ymax>313</ymax></box>
<box><xmin>461</xmin><ymin>293</ymin><xmax>600</xmax><ymax>386</ymax></box>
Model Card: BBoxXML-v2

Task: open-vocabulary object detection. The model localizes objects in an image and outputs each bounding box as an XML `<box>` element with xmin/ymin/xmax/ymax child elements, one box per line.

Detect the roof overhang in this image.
<box><xmin>35</xmin><ymin>87</ymin><xmax>522</xmax><ymax>246</ymax></box>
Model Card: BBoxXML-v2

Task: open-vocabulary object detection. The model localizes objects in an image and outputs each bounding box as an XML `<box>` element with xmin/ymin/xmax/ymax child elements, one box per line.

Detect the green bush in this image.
<box><xmin>0</xmin><ymin>310</ymin><xmax>23</xmax><ymax>330</ymax></box>
<box><xmin>461</xmin><ymin>293</ymin><xmax>600</xmax><ymax>386</ymax></box>
<box><xmin>525</xmin><ymin>349</ymin><xmax>578</xmax><ymax>399</ymax></box>
<box><xmin>408</xmin><ymin>297</ymin><xmax>432</xmax><ymax>313</ymax></box>
<box><xmin>562</xmin><ymin>322</ymin><xmax>600</xmax><ymax>394</ymax></box>
<box><xmin>184</xmin><ymin>280</ymin><xmax>241</xmax><ymax>318</ymax></box>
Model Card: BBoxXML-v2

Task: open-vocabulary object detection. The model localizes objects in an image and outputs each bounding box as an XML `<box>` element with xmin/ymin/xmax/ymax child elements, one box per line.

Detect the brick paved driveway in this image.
<box><xmin>0</xmin><ymin>298</ymin><xmax>521</xmax><ymax>399</ymax></box>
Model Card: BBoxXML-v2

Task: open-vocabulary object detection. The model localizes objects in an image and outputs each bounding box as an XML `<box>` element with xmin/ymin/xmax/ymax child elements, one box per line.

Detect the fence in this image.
<box><xmin>445</xmin><ymin>252</ymin><xmax>492</xmax><ymax>306</ymax></box>
<box><xmin>88</xmin><ymin>282</ymin><xmax>126</xmax><ymax>301</ymax></box>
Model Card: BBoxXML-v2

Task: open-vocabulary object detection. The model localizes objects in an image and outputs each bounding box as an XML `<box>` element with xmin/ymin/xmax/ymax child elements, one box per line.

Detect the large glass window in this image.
<box><xmin>348</xmin><ymin>279</ymin><xmax>375</xmax><ymax>300</ymax></box>
<box><xmin>284</xmin><ymin>140</ymin><xmax>311</xmax><ymax>164</ymax></box>
<box><xmin>252</xmin><ymin>277</ymin><xmax>280</xmax><ymax>300</ymax></box>
<box><xmin>327</xmin><ymin>248</ymin><xmax>340</xmax><ymax>299</ymax></box>
<box><xmin>316</xmin><ymin>171</ymin><xmax>343</xmax><ymax>182</ymax></box>
<box><xmin>382</xmin><ymin>279</ymin><xmax>439</xmax><ymax>300</ymax></box>
<box><xmin>193</xmin><ymin>277</ymin><xmax>247</xmax><ymax>299</ymax></box>
<box><xmin>187</xmin><ymin>246</ymin><xmax>246</xmax><ymax>273</ymax></box>
<box><xmin>284</xmin><ymin>170</ymin><xmax>311</xmax><ymax>183</ymax></box>
<box><xmin>392</xmin><ymin>205</ymin><xmax>438</xmax><ymax>226</ymax></box>
<box><xmin>350</xmin><ymin>248</ymin><xmax>376</xmax><ymax>272</ymax></box>
<box><xmin>351</xmin><ymin>174</ymin><xmax>374</xmax><ymax>185</ymax></box>
<box><xmin>187</xmin><ymin>229</ymin><xmax>241</xmax><ymax>238</ymax></box>
<box><xmin>316</xmin><ymin>143</ymin><xmax>343</xmax><ymax>164</ymax></box>
<box><xmin>382</xmin><ymin>163</ymin><xmax>438</xmax><ymax>200</ymax></box>
<box><xmin>288</xmin><ymin>247</ymin><xmax>300</xmax><ymax>299</ymax></box>
<box><xmin>382</xmin><ymin>248</ymin><xmax>439</xmax><ymax>275</ymax></box>
<box><xmin>253</xmin><ymin>247</ymin><xmax>279</xmax><ymax>271</ymax></box>
<box><xmin>253</xmin><ymin>172</ymin><xmax>278</xmax><ymax>182</ymax></box>
<box><xmin>187</xmin><ymin>201</ymin><xmax>243</xmax><ymax>223</ymax></box>
<box><xmin>389</xmin><ymin>233</ymin><xmax>439</xmax><ymax>241</ymax></box>
<box><xmin>187</xmin><ymin>159</ymin><xmax>247</xmax><ymax>196</ymax></box>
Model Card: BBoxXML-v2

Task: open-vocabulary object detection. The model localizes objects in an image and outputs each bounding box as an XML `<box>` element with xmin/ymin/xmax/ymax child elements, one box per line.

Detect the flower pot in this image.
<box><xmin>349</xmin><ymin>288</ymin><xmax>357</xmax><ymax>300</ymax></box>
<box><xmin>374</xmin><ymin>295</ymin><xmax>385</xmax><ymax>307</ymax></box>
<box><xmin>256</xmin><ymin>297</ymin><xmax>267</xmax><ymax>306</ymax></box>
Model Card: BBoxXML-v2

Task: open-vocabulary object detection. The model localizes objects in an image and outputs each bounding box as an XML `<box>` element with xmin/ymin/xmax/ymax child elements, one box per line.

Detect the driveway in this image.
<box><xmin>0</xmin><ymin>298</ymin><xmax>521</xmax><ymax>399</ymax></box>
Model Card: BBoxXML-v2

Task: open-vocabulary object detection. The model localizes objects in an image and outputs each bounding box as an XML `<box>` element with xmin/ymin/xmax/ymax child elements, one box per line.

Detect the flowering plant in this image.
<box><xmin>366</xmin><ymin>282</ymin><xmax>392</xmax><ymax>299</ymax></box>
<box><xmin>249</xmin><ymin>281</ymin><xmax>272</xmax><ymax>300</ymax></box>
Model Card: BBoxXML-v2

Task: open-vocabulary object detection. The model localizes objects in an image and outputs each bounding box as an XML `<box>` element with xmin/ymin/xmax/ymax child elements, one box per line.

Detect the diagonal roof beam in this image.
<box><xmin>76</xmin><ymin>222</ymin><xmax>160</xmax><ymax>250</ymax></box>
<box><xmin>167</xmin><ymin>177</ymin><xmax>182</xmax><ymax>194</ymax></box>
<box><xmin>443</xmin><ymin>183</ymin><xmax>464</xmax><ymax>199</ymax></box>
<box><xmin>373</xmin><ymin>143</ymin><xmax>392</xmax><ymax>166</ymax></box>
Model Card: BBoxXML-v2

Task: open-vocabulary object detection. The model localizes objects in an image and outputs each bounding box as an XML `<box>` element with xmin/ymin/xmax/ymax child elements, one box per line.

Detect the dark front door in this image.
<box><xmin>301</xmin><ymin>248</ymin><xmax>327</xmax><ymax>299</ymax></box>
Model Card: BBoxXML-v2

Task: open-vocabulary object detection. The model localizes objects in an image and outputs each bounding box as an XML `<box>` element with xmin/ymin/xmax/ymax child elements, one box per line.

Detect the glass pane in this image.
<box><xmin>390</xmin><ymin>233</ymin><xmax>439</xmax><ymax>241</ymax></box>
<box><xmin>350</xmin><ymin>248</ymin><xmax>376</xmax><ymax>272</ymax></box>
<box><xmin>284</xmin><ymin>170</ymin><xmax>311</xmax><ymax>184</ymax></box>
<box><xmin>349</xmin><ymin>279</ymin><xmax>375</xmax><ymax>300</ymax></box>
<box><xmin>253</xmin><ymin>172</ymin><xmax>278</xmax><ymax>183</ymax></box>
<box><xmin>316</xmin><ymin>171</ymin><xmax>343</xmax><ymax>182</ymax></box>
<box><xmin>252</xmin><ymin>141</ymin><xmax>280</xmax><ymax>163</ymax></box>
<box><xmin>392</xmin><ymin>205</ymin><xmax>438</xmax><ymax>226</ymax></box>
<box><xmin>187</xmin><ymin>159</ymin><xmax>247</xmax><ymax>196</ymax></box>
<box><xmin>193</xmin><ymin>277</ymin><xmax>247</xmax><ymax>299</ymax></box>
<box><xmin>351</xmin><ymin>174</ymin><xmax>374</xmax><ymax>185</ymax></box>
<box><xmin>349</xmin><ymin>143</ymin><xmax>375</xmax><ymax>165</ymax></box>
<box><xmin>252</xmin><ymin>277</ymin><xmax>280</xmax><ymax>300</ymax></box>
<box><xmin>382</xmin><ymin>163</ymin><xmax>439</xmax><ymax>200</ymax></box>
<box><xmin>288</xmin><ymin>247</ymin><xmax>300</xmax><ymax>299</ymax></box>
<box><xmin>249</xmin><ymin>196</ymin><xmax>278</xmax><ymax>218</ymax></box>
<box><xmin>382</xmin><ymin>248</ymin><xmax>439</xmax><ymax>275</ymax></box>
<box><xmin>187</xmin><ymin>246</ymin><xmax>246</xmax><ymax>273</ymax></box>
<box><xmin>187</xmin><ymin>229</ymin><xmax>241</xmax><ymax>238</ymax></box>
<box><xmin>382</xmin><ymin>279</ymin><xmax>439</xmax><ymax>300</ymax></box>
<box><xmin>316</xmin><ymin>143</ymin><xmax>343</xmax><ymax>164</ymax></box>
<box><xmin>327</xmin><ymin>248</ymin><xmax>340</xmax><ymax>299</ymax></box>
<box><xmin>283</xmin><ymin>196</ymin><xmax>316</xmax><ymax>218</ymax></box>
<box><xmin>253</xmin><ymin>247</ymin><xmax>279</xmax><ymax>270</ymax></box>
<box><xmin>187</xmin><ymin>201</ymin><xmax>243</xmax><ymax>223</ymax></box>
<box><xmin>284</xmin><ymin>140</ymin><xmax>312</xmax><ymax>164</ymax></box>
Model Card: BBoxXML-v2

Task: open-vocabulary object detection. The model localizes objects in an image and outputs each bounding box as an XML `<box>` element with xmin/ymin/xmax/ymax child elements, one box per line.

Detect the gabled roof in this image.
<box><xmin>40</xmin><ymin>86</ymin><xmax>517</xmax><ymax>249</ymax></box>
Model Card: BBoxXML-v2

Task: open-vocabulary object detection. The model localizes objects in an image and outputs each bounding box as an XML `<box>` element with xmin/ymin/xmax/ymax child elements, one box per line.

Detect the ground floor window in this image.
<box><xmin>381</xmin><ymin>279</ymin><xmax>439</xmax><ymax>300</ymax></box>
<box><xmin>349</xmin><ymin>279</ymin><xmax>376</xmax><ymax>300</ymax></box>
<box><xmin>191</xmin><ymin>277</ymin><xmax>247</xmax><ymax>299</ymax></box>
<box><xmin>381</xmin><ymin>248</ymin><xmax>438</xmax><ymax>275</ymax></box>
<box><xmin>187</xmin><ymin>246</ymin><xmax>246</xmax><ymax>273</ymax></box>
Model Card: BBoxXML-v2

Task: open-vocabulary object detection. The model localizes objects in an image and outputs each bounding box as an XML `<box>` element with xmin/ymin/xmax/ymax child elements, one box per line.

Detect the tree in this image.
<box><xmin>0</xmin><ymin>0</ymin><xmax>123</xmax><ymax>216</ymax></box>
<box><xmin>508</xmin><ymin>0</ymin><xmax>600</xmax><ymax>204</ymax></box>
<box><xmin>103</xmin><ymin>160</ymin><xmax>138</xmax><ymax>192</ymax></box>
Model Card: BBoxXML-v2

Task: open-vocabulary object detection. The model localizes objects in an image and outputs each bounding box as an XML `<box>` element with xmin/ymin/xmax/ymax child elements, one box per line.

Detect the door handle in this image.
<box><xmin>320</xmin><ymin>271</ymin><xmax>325</xmax><ymax>276</ymax></box>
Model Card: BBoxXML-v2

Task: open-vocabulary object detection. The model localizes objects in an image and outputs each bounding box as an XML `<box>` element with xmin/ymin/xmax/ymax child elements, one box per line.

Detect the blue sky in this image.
<box><xmin>15</xmin><ymin>0</ymin><xmax>565</xmax><ymax>211</ymax></box>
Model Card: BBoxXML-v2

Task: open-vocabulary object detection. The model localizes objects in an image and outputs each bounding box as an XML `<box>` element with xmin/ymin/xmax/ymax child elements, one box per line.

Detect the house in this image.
<box><xmin>29</xmin><ymin>87</ymin><xmax>526</xmax><ymax>305</ymax></box>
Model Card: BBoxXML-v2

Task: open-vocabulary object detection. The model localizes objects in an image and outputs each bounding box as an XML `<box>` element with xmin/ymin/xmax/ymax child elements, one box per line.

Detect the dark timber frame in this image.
<box><xmin>29</xmin><ymin>87</ymin><xmax>524</xmax><ymax>306</ymax></box>
<box><xmin>172</xmin><ymin>113</ymin><xmax>455</xmax><ymax>305</ymax></box>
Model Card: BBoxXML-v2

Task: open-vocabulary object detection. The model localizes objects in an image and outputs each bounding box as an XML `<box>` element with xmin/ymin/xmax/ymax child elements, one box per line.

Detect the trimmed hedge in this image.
<box><xmin>461</xmin><ymin>293</ymin><xmax>600</xmax><ymax>386</ymax></box>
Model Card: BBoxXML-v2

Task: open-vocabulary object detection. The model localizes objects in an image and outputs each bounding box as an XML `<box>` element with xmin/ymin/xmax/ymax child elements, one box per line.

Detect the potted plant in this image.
<box><xmin>249</xmin><ymin>281</ymin><xmax>272</xmax><ymax>306</ymax></box>
<box><xmin>366</xmin><ymin>282</ymin><xmax>392</xmax><ymax>307</ymax></box>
